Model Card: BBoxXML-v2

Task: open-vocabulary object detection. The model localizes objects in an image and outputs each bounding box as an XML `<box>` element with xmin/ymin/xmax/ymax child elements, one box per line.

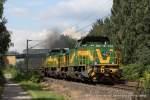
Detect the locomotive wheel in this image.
<box><xmin>44</xmin><ymin>68</ymin><xmax>49</xmax><ymax>77</ymax></box>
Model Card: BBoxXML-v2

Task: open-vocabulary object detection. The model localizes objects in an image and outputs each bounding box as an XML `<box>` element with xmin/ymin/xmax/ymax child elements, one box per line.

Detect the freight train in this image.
<box><xmin>42</xmin><ymin>36</ymin><xmax>123</xmax><ymax>83</ymax></box>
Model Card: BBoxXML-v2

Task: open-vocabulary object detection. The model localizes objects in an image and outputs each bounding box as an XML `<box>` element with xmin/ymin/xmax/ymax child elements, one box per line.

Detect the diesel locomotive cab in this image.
<box><xmin>77</xmin><ymin>36</ymin><xmax>122</xmax><ymax>82</ymax></box>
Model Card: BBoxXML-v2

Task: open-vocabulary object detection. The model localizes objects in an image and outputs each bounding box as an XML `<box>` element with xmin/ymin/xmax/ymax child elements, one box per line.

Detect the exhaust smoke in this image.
<box><xmin>42</xmin><ymin>28</ymin><xmax>76</xmax><ymax>49</ymax></box>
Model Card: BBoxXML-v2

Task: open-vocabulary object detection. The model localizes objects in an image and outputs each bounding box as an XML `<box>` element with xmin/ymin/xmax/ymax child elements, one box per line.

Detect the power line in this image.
<box><xmin>29</xmin><ymin>41</ymin><xmax>45</xmax><ymax>49</ymax></box>
<box><xmin>28</xmin><ymin>14</ymin><xmax>101</xmax><ymax>49</ymax></box>
<box><xmin>71</xmin><ymin>12</ymin><xmax>103</xmax><ymax>29</ymax></box>
<box><xmin>70</xmin><ymin>15</ymin><xmax>96</xmax><ymax>28</ymax></box>
<box><xmin>76</xmin><ymin>23</ymin><xmax>93</xmax><ymax>33</ymax></box>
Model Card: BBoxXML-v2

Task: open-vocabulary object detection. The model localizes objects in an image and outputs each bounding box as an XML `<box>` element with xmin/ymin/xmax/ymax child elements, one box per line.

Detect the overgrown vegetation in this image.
<box><xmin>5</xmin><ymin>66</ymin><xmax>64</xmax><ymax>100</ymax></box>
<box><xmin>0</xmin><ymin>68</ymin><xmax>5</xmax><ymax>99</ymax></box>
<box><xmin>88</xmin><ymin>0</ymin><xmax>150</xmax><ymax>96</ymax></box>
<box><xmin>139</xmin><ymin>71</ymin><xmax>150</xmax><ymax>94</ymax></box>
<box><xmin>122</xmin><ymin>64</ymin><xmax>150</xmax><ymax>81</ymax></box>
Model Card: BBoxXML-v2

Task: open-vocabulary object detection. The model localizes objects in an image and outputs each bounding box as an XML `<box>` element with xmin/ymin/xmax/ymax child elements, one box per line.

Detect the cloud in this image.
<box><xmin>28</xmin><ymin>0</ymin><xmax>46</xmax><ymax>6</ymax></box>
<box><xmin>39</xmin><ymin>0</ymin><xmax>112</xmax><ymax>21</ymax></box>
<box><xmin>7</xmin><ymin>0</ymin><xmax>113</xmax><ymax>52</ymax></box>
<box><xmin>63</xmin><ymin>27</ymin><xmax>88</xmax><ymax>39</ymax></box>
<box><xmin>8</xmin><ymin>7</ymin><xmax>28</xmax><ymax>17</ymax></box>
<box><xmin>9</xmin><ymin>29</ymin><xmax>45</xmax><ymax>52</ymax></box>
<box><xmin>9</xmin><ymin>27</ymin><xmax>85</xmax><ymax>52</ymax></box>
<box><xmin>9</xmin><ymin>28</ymin><xmax>61</xmax><ymax>52</ymax></box>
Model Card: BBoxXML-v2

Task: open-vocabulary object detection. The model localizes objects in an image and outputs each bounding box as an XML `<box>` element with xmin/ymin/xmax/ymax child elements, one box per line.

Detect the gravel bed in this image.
<box><xmin>41</xmin><ymin>78</ymin><xmax>136</xmax><ymax>100</ymax></box>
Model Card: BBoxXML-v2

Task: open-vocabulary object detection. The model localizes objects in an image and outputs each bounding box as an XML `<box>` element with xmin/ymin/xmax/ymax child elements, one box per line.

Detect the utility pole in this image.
<box><xmin>26</xmin><ymin>39</ymin><xmax>32</xmax><ymax>73</ymax></box>
<box><xmin>26</xmin><ymin>39</ymin><xmax>42</xmax><ymax>73</ymax></box>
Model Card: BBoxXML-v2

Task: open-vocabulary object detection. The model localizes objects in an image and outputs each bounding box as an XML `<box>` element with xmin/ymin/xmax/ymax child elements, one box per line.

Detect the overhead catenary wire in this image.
<box><xmin>71</xmin><ymin>14</ymin><xmax>107</xmax><ymax>47</ymax></box>
<box><xmin>69</xmin><ymin>14</ymin><xmax>98</xmax><ymax>29</ymax></box>
<box><xmin>29</xmin><ymin>41</ymin><xmax>46</xmax><ymax>49</ymax></box>
<box><xmin>27</xmin><ymin>22</ymin><xmax>94</xmax><ymax>49</ymax></box>
<box><xmin>28</xmin><ymin>13</ymin><xmax>102</xmax><ymax>49</ymax></box>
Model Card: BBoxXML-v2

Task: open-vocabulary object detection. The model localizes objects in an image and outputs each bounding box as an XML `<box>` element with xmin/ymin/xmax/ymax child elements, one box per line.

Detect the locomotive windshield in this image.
<box><xmin>48</xmin><ymin>48</ymin><xmax>69</xmax><ymax>55</ymax></box>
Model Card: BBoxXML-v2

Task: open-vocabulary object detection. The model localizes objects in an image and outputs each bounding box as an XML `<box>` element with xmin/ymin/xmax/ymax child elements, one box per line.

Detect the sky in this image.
<box><xmin>4</xmin><ymin>0</ymin><xmax>113</xmax><ymax>53</ymax></box>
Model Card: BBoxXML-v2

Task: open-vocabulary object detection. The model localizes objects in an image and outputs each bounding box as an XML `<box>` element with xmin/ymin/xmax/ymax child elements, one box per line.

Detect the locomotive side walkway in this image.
<box><xmin>2</xmin><ymin>74</ymin><xmax>31</xmax><ymax>100</ymax></box>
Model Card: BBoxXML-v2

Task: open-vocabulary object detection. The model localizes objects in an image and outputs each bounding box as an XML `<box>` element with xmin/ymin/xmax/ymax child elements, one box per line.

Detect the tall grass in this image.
<box><xmin>139</xmin><ymin>71</ymin><xmax>150</xmax><ymax>94</ymax></box>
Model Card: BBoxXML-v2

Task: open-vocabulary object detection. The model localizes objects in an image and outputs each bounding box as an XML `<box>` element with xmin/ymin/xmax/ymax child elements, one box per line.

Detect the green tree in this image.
<box><xmin>88</xmin><ymin>17</ymin><xmax>112</xmax><ymax>38</ymax></box>
<box><xmin>89</xmin><ymin>0</ymin><xmax>150</xmax><ymax>65</ymax></box>
<box><xmin>88</xmin><ymin>19</ymin><xmax>104</xmax><ymax>36</ymax></box>
<box><xmin>0</xmin><ymin>0</ymin><xmax>11</xmax><ymax>65</ymax></box>
<box><xmin>111</xmin><ymin>0</ymin><xmax>135</xmax><ymax>63</ymax></box>
<box><xmin>0</xmin><ymin>0</ymin><xmax>10</xmax><ymax>53</ymax></box>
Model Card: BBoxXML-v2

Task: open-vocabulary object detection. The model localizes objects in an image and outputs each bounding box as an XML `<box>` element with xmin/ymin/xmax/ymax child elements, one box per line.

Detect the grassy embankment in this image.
<box><xmin>4</xmin><ymin>66</ymin><xmax>64</xmax><ymax>100</ymax></box>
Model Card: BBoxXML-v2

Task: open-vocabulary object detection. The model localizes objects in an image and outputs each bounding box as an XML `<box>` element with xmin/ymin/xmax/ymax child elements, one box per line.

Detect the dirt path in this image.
<box><xmin>2</xmin><ymin>74</ymin><xmax>32</xmax><ymax>100</ymax></box>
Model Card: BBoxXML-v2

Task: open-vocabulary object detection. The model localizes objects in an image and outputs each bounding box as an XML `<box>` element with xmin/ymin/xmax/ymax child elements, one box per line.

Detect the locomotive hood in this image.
<box><xmin>78</xmin><ymin>36</ymin><xmax>110</xmax><ymax>44</ymax></box>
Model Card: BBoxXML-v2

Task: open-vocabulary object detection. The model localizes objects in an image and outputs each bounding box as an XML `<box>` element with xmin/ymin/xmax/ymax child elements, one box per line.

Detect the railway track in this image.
<box><xmin>44</xmin><ymin>77</ymin><xmax>138</xmax><ymax>92</ymax></box>
<box><xmin>93</xmin><ymin>81</ymin><xmax>139</xmax><ymax>92</ymax></box>
<box><xmin>42</xmin><ymin>78</ymin><xmax>136</xmax><ymax>100</ymax></box>
<box><xmin>112</xmin><ymin>82</ymin><xmax>139</xmax><ymax>91</ymax></box>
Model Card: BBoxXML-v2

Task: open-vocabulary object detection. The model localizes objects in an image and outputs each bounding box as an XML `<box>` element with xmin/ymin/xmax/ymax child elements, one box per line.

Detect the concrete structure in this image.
<box><xmin>23</xmin><ymin>49</ymin><xmax>50</xmax><ymax>69</ymax></box>
<box><xmin>3</xmin><ymin>55</ymin><xmax>16</xmax><ymax>66</ymax></box>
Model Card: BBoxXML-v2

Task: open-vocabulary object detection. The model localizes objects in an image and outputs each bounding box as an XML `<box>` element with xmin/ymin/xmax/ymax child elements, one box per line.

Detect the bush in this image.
<box><xmin>0</xmin><ymin>70</ymin><xmax>5</xmax><ymax>84</ymax></box>
<box><xmin>0</xmin><ymin>69</ymin><xmax>5</xmax><ymax>98</ymax></box>
<box><xmin>134</xmin><ymin>71</ymin><xmax>150</xmax><ymax>100</ymax></box>
<box><xmin>29</xmin><ymin>71</ymin><xmax>44</xmax><ymax>83</ymax></box>
<box><xmin>4</xmin><ymin>66</ymin><xmax>44</xmax><ymax>83</ymax></box>
<box><xmin>122</xmin><ymin>64</ymin><xmax>141</xmax><ymax>80</ymax></box>
<box><xmin>122</xmin><ymin>64</ymin><xmax>150</xmax><ymax>81</ymax></box>
<box><xmin>13</xmin><ymin>70</ymin><xmax>44</xmax><ymax>83</ymax></box>
<box><xmin>123</xmin><ymin>64</ymin><xmax>150</xmax><ymax>80</ymax></box>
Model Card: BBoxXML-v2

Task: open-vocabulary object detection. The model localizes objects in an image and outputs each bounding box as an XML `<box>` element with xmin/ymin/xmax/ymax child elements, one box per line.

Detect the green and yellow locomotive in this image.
<box><xmin>43</xmin><ymin>36</ymin><xmax>123</xmax><ymax>83</ymax></box>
